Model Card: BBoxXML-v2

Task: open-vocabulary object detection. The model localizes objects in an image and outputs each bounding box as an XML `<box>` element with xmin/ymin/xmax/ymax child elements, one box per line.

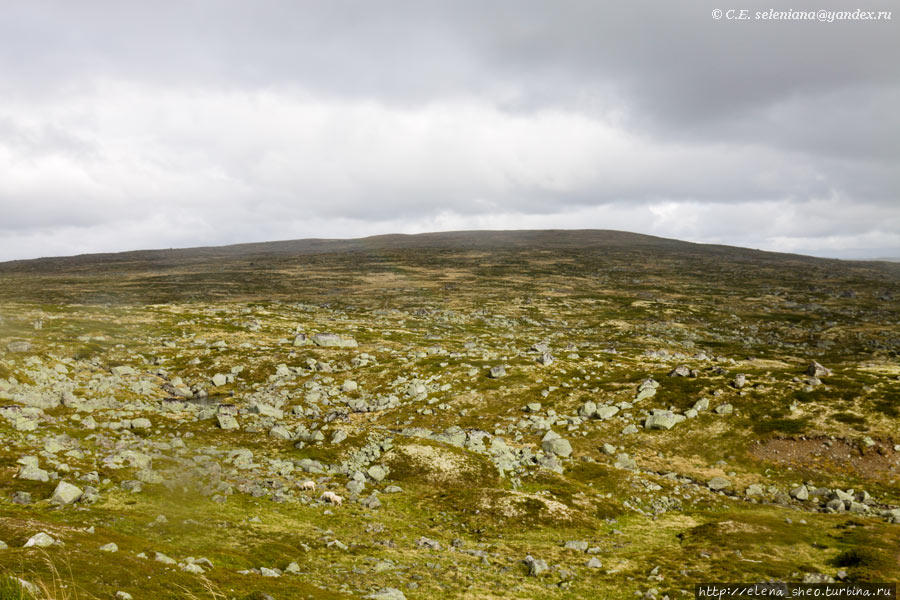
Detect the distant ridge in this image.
<box><xmin>0</xmin><ymin>229</ymin><xmax>872</xmax><ymax>273</ymax></box>
<box><xmin>1</xmin><ymin>229</ymin><xmax>897</xmax><ymax>305</ymax></box>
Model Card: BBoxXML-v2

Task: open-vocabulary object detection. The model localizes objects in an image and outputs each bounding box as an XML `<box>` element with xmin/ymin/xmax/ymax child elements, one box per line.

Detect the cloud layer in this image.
<box><xmin>1</xmin><ymin>1</ymin><xmax>898</xmax><ymax>260</ymax></box>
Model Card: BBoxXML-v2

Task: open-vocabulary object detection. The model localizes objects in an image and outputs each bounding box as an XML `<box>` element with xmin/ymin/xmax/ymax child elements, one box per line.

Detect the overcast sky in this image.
<box><xmin>1</xmin><ymin>1</ymin><xmax>898</xmax><ymax>261</ymax></box>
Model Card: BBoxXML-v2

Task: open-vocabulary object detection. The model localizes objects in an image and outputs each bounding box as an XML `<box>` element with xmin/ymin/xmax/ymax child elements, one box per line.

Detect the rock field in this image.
<box><xmin>0</xmin><ymin>231</ymin><xmax>898</xmax><ymax>599</ymax></box>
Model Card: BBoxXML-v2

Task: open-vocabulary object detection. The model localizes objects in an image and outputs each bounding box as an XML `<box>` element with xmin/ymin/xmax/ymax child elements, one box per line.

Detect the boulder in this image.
<box><xmin>50</xmin><ymin>481</ymin><xmax>83</xmax><ymax>505</ymax></box>
<box><xmin>7</xmin><ymin>341</ymin><xmax>32</xmax><ymax>353</ymax></box>
<box><xmin>367</xmin><ymin>589</ymin><xmax>406</xmax><ymax>600</ymax></box>
<box><xmin>217</xmin><ymin>414</ymin><xmax>239</xmax><ymax>431</ymax></box>
<box><xmin>644</xmin><ymin>411</ymin><xmax>684</xmax><ymax>430</ymax></box>
<box><xmin>595</xmin><ymin>405</ymin><xmax>620</xmax><ymax>420</ymax></box>
<box><xmin>790</xmin><ymin>485</ymin><xmax>809</xmax><ymax>501</ymax></box>
<box><xmin>669</xmin><ymin>365</ymin><xmax>691</xmax><ymax>377</ymax></box>
<box><xmin>525</xmin><ymin>555</ymin><xmax>548</xmax><ymax>576</ymax></box>
<box><xmin>541</xmin><ymin>431</ymin><xmax>572</xmax><ymax>457</ymax></box>
<box><xmin>707</xmin><ymin>477</ymin><xmax>731</xmax><ymax>491</ymax></box>
<box><xmin>806</xmin><ymin>361</ymin><xmax>831</xmax><ymax>377</ymax></box>
<box><xmin>312</xmin><ymin>333</ymin><xmax>357</xmax><ymax>348</ymax></box>
<box><xmin>24</xmin><ymin>532</ymin><xmax>57</xmax><ymax>547</ymax></box>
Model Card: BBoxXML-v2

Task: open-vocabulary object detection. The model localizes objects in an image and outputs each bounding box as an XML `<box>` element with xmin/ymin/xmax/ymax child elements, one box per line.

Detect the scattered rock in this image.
<box><xmin>24</xmin><ymin>532</ymin><xmax>57</xmax><ymax>548</ymax></box>
<box><xmin>806</xmin><ymin>361</ymin><xmax>831</xmax><ymax>377</ymax></box>
<box><xmin>367</xmin><ymin>588</ymin><xmax>407</xmax><ymax>600</ymax></box>
<box><xmin>7</xmin><ymin>341</ymin><xmax>32</xmax><ymax>353</ymax></box>
<box><xmin>541</xmin><ymin>430</ymin><xmax>573</xmax><ymax>457</ymax></box>
<box><xmin>50</xmin><ymin>481</ymin><xmax>83</xmax><ymax>505</ymax></box>
<box><xmin>707</xmin><ymin>477</ymin><xmax>731</xmax><ymax>491</ymax></box>
<box><xmin>714</xmin><ymin>403</ymin><xmax>733</xmax><ymax>415</ymax></box>
<box><xmin>313</xmin><ymin>333</ymin><xmax>358</xmax><ymax>348</ymax></box>
<box><xmin>644</xmin><ymin>411</ymin><xmax>684</xmax><ymax>430</ymax></box>
<box><xmin>524</xmin><ymin>555</ymin><xmax>549</xmax><ymax>576</ymax></box>
<box><xmin>790</xmin><ymin>485</ymin><xmax>809</xmax><ymax>501</ymax></box>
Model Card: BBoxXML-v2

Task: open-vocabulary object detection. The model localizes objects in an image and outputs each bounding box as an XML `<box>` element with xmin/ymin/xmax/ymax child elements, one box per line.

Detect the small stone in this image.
<box><xmin>536</xmin><ymin>352</ymin><xmax>553</xmax><ymax>366</ymax></box>
<box><xmin>12</xmin><ymin>491</ymin><xmax>32</xmax><ymax>505</ymax></box>
<box><xmin>285</xmin><ymin>561</ymin><xmax>301</xmax><ymax>574</ymax></box>
<box><xmin>489</xmin><ymin>365</ymin><xmax>506</xmax><ymax>378</ymax></box>
<box><xmin>669</xmin><ymin>365</ymin><xmax>691</xmax><ymax>377</ymax></box>
<box><xmin>586</xmin><ymin>557</ymin><xmax>603</xmax><ymax>569</ymax></box>
<box><xmin>155</xmin><ymin>552</ymin><xmax>177</xmax><ymax>565</ymax></box>
<box><xmin>182</xmin><ymin>563</ymin><xmax>204</xmax><ymax>574</ymax></box>
<box><xmin>525</xmin><ymin>555</ymin><xmax>548</xmax><ymax>576</ymax></box>
<box><xmin>116</xmin><ymin>592</ymin><xmax>133</xmax><ymax>600</ymax></box>
<box><xmin>211</xmin><ymin>373</ymin><xmax>227</xmax><ymax>387</ymax></box>
<box><xmin>100</xmin><ymin>542</ymin><xmax>118</xmax><ymax>552</ymax></box>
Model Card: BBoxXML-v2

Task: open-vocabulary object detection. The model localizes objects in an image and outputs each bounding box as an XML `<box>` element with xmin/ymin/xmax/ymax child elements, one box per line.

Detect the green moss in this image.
<box><xmin>832</xmin><ymin>412</ymin><xmax>868</xmax><ymax>429</ymax></box>
<box><xmin>753</xmin><ymin>417</ymin><xmax>809</xmax><ymax>435</ymax></box>
<box><xmin>0</xmin><ymin>577</ymin><xmax>35</xmax><ymax>600</ymax></box>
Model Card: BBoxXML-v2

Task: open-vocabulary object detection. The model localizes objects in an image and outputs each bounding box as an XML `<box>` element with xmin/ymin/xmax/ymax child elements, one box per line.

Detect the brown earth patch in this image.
<box><xmin>751</xmin><ymin>437</ymin><xmax>900</xmax><ymax>482</ymax></box>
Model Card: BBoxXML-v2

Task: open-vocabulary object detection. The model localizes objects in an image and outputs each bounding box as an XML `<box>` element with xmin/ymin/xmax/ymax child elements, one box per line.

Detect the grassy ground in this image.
<box><xmin>0</xmin><ymin>231</ymin><xmax>898</xmax><ymax>598</ymax></box>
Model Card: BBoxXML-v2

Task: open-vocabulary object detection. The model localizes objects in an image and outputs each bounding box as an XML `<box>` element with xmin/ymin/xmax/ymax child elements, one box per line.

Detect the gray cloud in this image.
<box><xmin>0</xmin><ymin>0</ymin><xmax>898</xmax><ymax>260</ymax></box>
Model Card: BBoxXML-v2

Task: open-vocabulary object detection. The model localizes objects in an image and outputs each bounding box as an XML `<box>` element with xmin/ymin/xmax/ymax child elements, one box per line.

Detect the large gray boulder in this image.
<box><xmin>541</xmin><ymin>431</ymin><xmax>572</xmax><ymax>457</ymax></box>
<box><xmin>24</xmin><ymin>532</ymin><xmax>57</xmax><ymax>547</ymax></box>
<box><xmin>635</xmin><ymin>379</ymin><xmax>659</xmax><ymax>401</ymax></box>
<box><xmin>217</xmin><ymin>414</ymin><xmax>239</xmax><ymax>430</ymax></box>
<box><xmin>50</xmin><ymin>481</ymin><xmax>83</xmax><ymax>505</ymax></box>
<box><xmin>525</xmin><ymin>555</ymin><xmax>549</xmax><ymax>576</ymax></box>
<box><xmin>313</xmin><ymin>333</ymin><xmax>358</xmax><ymax>348</ymax></box>
<box><xmin>644</xmin><ymin>411</ymin><xmax>685</xmax><ymax>430</ymax></box>
<box><xmin>7</xmin><ymin>341</ymin><xmax>32</xmax><ymax>353</ymax></box>
<box><xmin>707</xmin><ymin>477</ymin><xmax>731</xmax><ymax>491</ymax></box>
<box><xmin>366</xmin><ymin>588</ymin><xmax>406</xmax><ymax>600</ymax></box>
<box><xmin>595</xmin><ymin>405</ymin><xmax>620</xmax><ymax>420</ymax></box>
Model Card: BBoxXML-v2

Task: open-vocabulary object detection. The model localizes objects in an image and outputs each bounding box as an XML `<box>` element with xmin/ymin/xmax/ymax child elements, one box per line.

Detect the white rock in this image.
<box><xmin>24</xmin><ymin>532</ymin><xmax>57</xmax><ymax>548</ymax></box>
<box><xmin>50</xmin><ymin>481</ymin><xmax>83</xmax><ymax>505</ymax></box>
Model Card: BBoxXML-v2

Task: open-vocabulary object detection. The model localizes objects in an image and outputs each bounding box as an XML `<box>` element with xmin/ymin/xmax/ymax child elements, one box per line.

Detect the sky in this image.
<box><xmin>1</xmin><ymin>1</ymin><xmax>898</xmax><ymax>261</ymax></box>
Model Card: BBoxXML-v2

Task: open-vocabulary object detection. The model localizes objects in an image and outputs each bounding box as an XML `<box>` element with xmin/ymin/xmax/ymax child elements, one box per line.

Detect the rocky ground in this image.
<box><xmin>0</xmin><ymin>231</ymin><xmax>898</xmax><ymax>599</ymax></box>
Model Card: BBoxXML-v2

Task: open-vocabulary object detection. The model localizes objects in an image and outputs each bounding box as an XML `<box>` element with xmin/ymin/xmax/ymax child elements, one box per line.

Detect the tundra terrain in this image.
<box><xmin>0</xmin><ymin>230</ymin><xmax>898</xmax><ymax>599</ymax></box>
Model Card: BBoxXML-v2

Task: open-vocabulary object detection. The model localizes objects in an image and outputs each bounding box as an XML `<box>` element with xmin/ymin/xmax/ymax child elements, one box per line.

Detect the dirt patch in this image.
<box><xmin>752</xmin><ymin>437</ymin><xmax>900</xmax><ymax>482</ymax></box>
